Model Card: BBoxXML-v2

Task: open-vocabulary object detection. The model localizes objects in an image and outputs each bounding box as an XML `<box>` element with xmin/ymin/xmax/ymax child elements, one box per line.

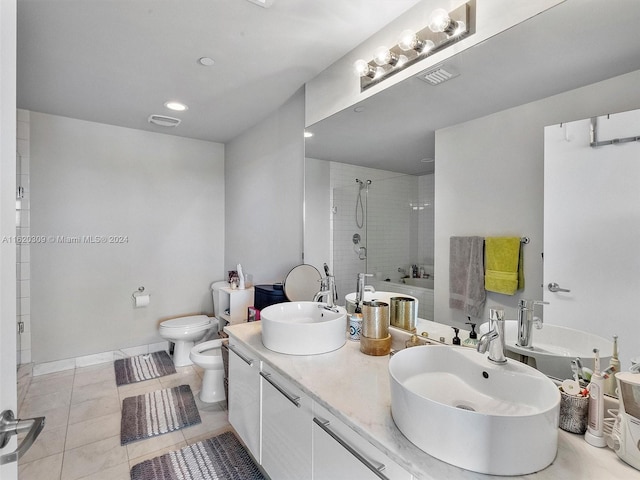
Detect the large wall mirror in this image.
<box><xmin>303</xmin><ymin>1</ymin><xmax>640</xmax><ymax>379</ymax></box>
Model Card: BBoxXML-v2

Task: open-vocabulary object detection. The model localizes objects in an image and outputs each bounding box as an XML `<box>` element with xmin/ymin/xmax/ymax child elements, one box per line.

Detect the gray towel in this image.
<box><xmin>449</xmin><ymin>236</ymin><xmax>486</xmax><ymax>318</ymax></box>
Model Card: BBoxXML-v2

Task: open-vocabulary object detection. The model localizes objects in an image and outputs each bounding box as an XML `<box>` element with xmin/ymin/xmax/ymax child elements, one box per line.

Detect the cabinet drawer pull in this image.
<box><xmin>260</xmin><ymin>372</ymin><xmax>301</xmax><ymax>408</ymax></box>
<box><xmin>228</xmin><ymin>344</ymin><xmax>254</xmax><ymax>366</ymax></box>
<box><xmin>313</xmin><ymin>417</ymin><xmax>389</xmax><ymax>480</ymax></box>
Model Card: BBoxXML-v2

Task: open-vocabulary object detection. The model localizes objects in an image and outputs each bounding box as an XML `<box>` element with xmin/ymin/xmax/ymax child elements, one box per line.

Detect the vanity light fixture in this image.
<box><xmin>354</xmin><ymin>1</ymin><xmax>474</xmax><ymax>91</ymax></box>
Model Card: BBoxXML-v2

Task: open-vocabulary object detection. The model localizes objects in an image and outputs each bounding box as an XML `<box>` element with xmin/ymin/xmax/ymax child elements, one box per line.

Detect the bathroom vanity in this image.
<box><xmin>225</xmin><ymin>322</ymin><xmax>637</xmax><ymax>479</ymax></box>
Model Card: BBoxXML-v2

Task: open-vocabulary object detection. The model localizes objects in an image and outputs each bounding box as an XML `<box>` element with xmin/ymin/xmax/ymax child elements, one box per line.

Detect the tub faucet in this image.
<box><xmin>517</xmin><ymin>299</ymin><xmax>549</xmax><ymax>348</ymax></box>
<box><xmin>477</xmin><ymin>307</ymin><xmax>507</xmax><ymax>364</ymax></box>
<box><xmin>313</xmin><ymin>275</ymin><xmax>336</xmax><ymax>308</ymax></box>
<box><xmin>355</xmin><ymin>273</ymin><xmax>374</xmax><ymax>305</ymax></box>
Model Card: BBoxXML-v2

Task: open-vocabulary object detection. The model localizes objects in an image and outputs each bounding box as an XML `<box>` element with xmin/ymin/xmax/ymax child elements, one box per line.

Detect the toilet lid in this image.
<box><xmin>162</xmin><ymin>315</ymin><xmax>210</xmax><ymax>328</ymax></box>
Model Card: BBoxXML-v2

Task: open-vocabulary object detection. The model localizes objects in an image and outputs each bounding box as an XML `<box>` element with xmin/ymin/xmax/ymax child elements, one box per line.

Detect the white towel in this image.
<box><xmin>449</xmin><ymin>236</ymin><xmax>486</xmax><ymax>318</ymax></box>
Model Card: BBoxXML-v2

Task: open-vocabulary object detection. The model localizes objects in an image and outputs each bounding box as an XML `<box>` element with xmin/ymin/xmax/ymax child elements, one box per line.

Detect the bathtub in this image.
<box><xmin>371</xmin><ymin>279</ymin><xmax>434</xmax><ymax>321</ymax></box>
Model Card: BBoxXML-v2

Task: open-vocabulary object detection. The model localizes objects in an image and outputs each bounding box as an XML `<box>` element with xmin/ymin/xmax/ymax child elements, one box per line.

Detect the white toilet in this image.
<box><xmin>188</xmin><ymin>280</ymin><xmax>230</xmax><ymax>402</ymax></box>
<box><xmin>158</xmin><ymin>315</ymin><xmax>214</xmax><ymax>367</ymax></box>
<box><xmin>190</xmin><ymin>339</ymin><xmax>225</xmax><ymax>403</ymax></box>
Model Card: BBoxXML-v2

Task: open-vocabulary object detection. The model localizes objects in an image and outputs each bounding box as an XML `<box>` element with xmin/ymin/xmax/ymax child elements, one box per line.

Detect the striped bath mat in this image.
<box><xmin>130</xmin><ymin>431</ymin><xmax>264</xmax><ymax>480</ymax></box>
<box><xmin>114</xmin><ymin>351</ymin><xmax>176</xmax><ymax>386</ymax></box>
<box><xmin>121</xmin><ymin>384</ymin><xmax>201</xmax><ymax>445</ymax></box>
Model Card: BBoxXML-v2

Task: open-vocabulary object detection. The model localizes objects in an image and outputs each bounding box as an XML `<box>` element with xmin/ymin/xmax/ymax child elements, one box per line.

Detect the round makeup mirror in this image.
<box><xmin>284</xmin><ymin>264</ymin><xmax>322</xmax><ymax>301</ymax></box>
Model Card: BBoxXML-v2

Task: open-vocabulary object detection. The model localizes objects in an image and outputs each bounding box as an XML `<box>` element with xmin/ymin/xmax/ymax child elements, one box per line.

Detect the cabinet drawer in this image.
<box><xmin>261</xmin><ymin>365</ymin><xmax>312</xmax><ymax>480</ymax></box>
<box><xmin>312</xmin><ymin>403</ymin><xmax>412</xmax><ymax>480</ymax></box>
<box><xmin>227</xmin><ymin>343</ymin><xmax>261</xmax><ymax>462</ymax></box>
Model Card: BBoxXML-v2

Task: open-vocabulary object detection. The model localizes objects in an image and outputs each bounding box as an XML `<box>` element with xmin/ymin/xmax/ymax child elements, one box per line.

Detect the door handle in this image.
<box><xmin>547</xmin><ymin>282</ymin><xmax>571</xmax><ymax>293</ymax></box>
<box><xmin>0</xmin><ymin>410</ymin><xmax>45</xmax><ymax>465</ymax></box>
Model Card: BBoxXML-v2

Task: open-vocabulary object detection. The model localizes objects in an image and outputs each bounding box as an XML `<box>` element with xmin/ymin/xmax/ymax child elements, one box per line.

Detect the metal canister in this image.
<box><xmin>390</xmin><ymin>297</ymin><xmax>416</xmax><ymax>331</ymax></box>
<box><xmin>361</xmin><ymin>301</ymin><xmax>389</xmax><ymax>339</ymax></box>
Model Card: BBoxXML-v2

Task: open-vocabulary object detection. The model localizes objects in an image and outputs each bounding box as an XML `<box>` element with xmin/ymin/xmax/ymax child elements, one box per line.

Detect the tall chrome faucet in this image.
<box><xmin>313</xmin><ymin>275</ymin><xmax>336</xmax><ymax>308</ymax></box>
<box><xmin>477</xmin><ymin>307</ymin><xmax>507</xmax><ymax>364</ymax></box>
<box><xmin>517</xmin><ymin>299</ymin><xmax>549</xmax><ymax>348</ymax></box>
<box><xmin>355</xmin><ymin>273</ymin><xmax>374</xmax><ymax>305</ymax></box>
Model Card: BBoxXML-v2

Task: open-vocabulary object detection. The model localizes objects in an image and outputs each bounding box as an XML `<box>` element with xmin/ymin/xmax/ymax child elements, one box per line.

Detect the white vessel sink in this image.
<box><xmin>261</xmin><ymin>302</ymin><xmax>347</xmax><ymax>355</ymax></box>
<box><xmin>389</xmin><ymin>345</ymin><xmax>560</xmax><ymax>476</ymax></box>
<box><xmin>481</xmin><ymin>321</ymin><xmax>613</xmax><ymax>379</ymax></box>
<box><xmin>344</xmin><ymin>291</ymin><xmax>418</xmax><ymax>314</ymax></box>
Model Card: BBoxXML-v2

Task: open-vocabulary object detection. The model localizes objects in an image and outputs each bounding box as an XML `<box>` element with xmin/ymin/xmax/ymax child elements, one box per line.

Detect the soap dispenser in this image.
<box><xmin>451</xmin><ymin>327</ymin><xmax>461</xmax><ymax>345</ymax></box>
<box><xmin>463</xmin><ymin>320</ymin><xmax>478</xmax><ymax>348</ymax></box>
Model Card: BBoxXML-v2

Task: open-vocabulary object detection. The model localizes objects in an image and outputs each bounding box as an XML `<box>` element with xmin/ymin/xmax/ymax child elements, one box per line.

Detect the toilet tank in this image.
<box><xmin>210</xmin><ymin>280</ymin><xmax>229</xmax><ymax>317</ymax></box>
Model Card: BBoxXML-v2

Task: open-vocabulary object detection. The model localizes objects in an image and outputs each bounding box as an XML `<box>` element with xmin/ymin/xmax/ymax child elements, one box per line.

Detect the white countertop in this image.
<box><xmin>225</xmin><ymin>321</ymin><xmax>639</xmax><ymax>479</ymax></box>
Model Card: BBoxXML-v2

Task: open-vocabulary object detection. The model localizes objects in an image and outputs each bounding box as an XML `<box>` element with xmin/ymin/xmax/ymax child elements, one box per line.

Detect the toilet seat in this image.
<box><xmin>190</xmin><ymin>339</ymin><xmax>224</xmax><ymax>368</ymax></box>
<box><xmin>160</xmin><ymin>315</ymin><xmax>211</xmax><ymax>329</ymax></box>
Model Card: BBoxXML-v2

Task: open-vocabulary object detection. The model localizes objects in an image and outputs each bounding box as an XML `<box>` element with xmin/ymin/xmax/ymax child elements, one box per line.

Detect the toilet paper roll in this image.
<box><xmin>134</xmin><ymin>294</ymin><xmax>150</xmax><ymax>308</ymax></box>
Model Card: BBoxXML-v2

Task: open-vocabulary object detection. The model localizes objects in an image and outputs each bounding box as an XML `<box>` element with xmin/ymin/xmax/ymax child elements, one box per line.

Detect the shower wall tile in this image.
<box><xmin>329</xmin><ymin>161</ymin><xmax>435</xmax><ymax>308</ymax></box>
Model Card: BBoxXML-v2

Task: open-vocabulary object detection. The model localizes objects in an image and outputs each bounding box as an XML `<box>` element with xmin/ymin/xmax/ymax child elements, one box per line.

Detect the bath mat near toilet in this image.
<box><xmin>130</xmin><ymin>431</ymin><xmax>264</xmax><ymax>480</ymax></box>
<box><xmin>121</xmin><ymin>384</ymin><xmax>201</xmax><ymax>445</ymax></box>
<box><xmin>114</xmin><ymin>351</ymin><xmax>176</xmax><ymax>386</ymax></box>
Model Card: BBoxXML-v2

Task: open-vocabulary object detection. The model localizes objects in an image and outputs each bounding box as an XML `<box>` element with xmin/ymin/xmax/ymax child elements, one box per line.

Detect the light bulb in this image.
<box><xmin>354</xmin><ymin>59</ymin><xmax>376</xmax><ymax>79</ymax></box>
<box><xmin>398</xmin><ymin>30</ymin><xmax>420</xmax><ymax>51</ymax></box>
<box><xmin>373</xmin><ymin>46</ymin><xmax>399</xmax><ymax>67</ymax></box>
<box><xmin>428</xmin><ymin>8</ymin><xmax>456</xmax><ymax>34</ymax></box>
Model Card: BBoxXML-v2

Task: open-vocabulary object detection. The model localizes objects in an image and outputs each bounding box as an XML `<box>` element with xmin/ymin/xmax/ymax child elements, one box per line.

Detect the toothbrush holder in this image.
<box><xmin>558</xmin><ymin>388</ymin><xmax>590</xmax><ymax>434</ymax></box>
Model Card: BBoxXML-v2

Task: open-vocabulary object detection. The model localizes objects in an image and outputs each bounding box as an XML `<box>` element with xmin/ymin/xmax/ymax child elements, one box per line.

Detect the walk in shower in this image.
<box><xmin>331</xmin><ymin>174</ymin><xmax>435</xmax><ymax>320</ymax></box>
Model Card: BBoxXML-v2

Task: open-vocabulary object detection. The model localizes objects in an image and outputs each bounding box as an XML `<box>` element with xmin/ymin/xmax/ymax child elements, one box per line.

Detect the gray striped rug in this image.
<box><xmin>121</xmin><ymin>385</ymin><xmax>201</xmax><ymax>445</ymax></box>
<box><xmin>114</xmin><ymin>351</ymin><xmax>176</xmax><ymax>386</ymax></box>
<box><xmin>130</xmin><ymin>431</ymin><xmax>264</xmax><ymax>480</ymax></box>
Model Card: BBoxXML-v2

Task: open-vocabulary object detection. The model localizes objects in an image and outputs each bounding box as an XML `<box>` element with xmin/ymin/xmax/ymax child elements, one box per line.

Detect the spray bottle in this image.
<box><xmin>585</xmin><ymin>348</ymin><xmax>607</xmax><ymax>447</ymax></box>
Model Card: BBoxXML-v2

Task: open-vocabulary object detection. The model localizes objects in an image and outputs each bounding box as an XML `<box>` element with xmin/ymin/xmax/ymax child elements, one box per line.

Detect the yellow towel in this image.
<box><xmin>484</xmin><ymin>237</ymin><xmax>524</xmax><ymax>295</ymax></box>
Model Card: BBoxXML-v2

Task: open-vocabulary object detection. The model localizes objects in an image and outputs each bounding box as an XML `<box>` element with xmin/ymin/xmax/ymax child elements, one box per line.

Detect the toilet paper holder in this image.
<box><xmin>132</xmin><ymin>286</ymin><xmax>150</xmax><ymax>308</ymax></box>
<box><xmin>132</xmin><ymin>286</ymin><xmax>146</xmax><ymax>300</ymax></box>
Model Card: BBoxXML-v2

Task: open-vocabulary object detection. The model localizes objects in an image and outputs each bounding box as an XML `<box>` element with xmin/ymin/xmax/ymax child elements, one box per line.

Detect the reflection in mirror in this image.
<box><xmin>303</xmin><ymin>1</ymin><xmax>640</xmax><ymax>390</ymax></box>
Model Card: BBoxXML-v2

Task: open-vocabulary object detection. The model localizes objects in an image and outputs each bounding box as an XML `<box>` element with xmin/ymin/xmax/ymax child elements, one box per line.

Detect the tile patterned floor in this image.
<box><xmin>17</xmin><ymin>361</ymin><xmax>231</xmax><ymax>480</ymax></box>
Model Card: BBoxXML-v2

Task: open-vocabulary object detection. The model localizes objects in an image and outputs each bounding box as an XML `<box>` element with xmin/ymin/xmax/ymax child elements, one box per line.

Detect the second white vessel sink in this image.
<box><xmin>260</xmin><ymin>301</ymin><xmax>347</xmax><ymax>355</ymax></box>
<box><xmin>481</xmin><ymin>321</ymin><xmax>613</xmax><ymax>379</ymax></box>
<box><xmin>389</xmin><ymin>345</ymin><xmax>560</xmax><ymax>476</ymax></box>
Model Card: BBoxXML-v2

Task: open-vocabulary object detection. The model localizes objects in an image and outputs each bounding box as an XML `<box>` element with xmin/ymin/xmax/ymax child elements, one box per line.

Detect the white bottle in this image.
<box><xmin>585</xmin><ymin>348</ymin><xmax>607</xmax><ymax>447</ymax></box>
<box><xmin>237</xmin><ymin>263</ymin><xmax>245</xmax><ymax>290</ymax></box>
<box><xmin>604</xmin><ymin>335</ymin><xmax>620</xmax><ymax>396</ymax></box>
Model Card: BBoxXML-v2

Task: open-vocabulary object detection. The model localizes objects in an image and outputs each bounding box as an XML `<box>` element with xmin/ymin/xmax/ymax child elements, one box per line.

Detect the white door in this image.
<box><xmin>543</xmin><ymin>110</ymin><xmax>640</xmax><ymax>371</ymax></box>
<box><xmin>1</xmin><ymin>0</ymin><xmax>19</xmax><ymax>477</ymax></box>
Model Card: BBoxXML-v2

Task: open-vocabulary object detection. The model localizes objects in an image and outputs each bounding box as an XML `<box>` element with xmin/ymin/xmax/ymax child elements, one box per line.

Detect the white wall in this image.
<box><xmin>30</xmin><ymin>113</ymin><xmax>225</xmax><ymax>363</ymax></box>
<box><xmin>435</xmin><ymin>69</ymin><xmax>640</xmax><ymax>328</ymax></box>
<box><xmin>225</xmin><ymin>88</ymin><xmax>305</xmax><ymax>284</ymax></box>
<box><xmin>0</xmin><ymin>3</ymin><xmax>18</xmax><ymax>472</ymax></box>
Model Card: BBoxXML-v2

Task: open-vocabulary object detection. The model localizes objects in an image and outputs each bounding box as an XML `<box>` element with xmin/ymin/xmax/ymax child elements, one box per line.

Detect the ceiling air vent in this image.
<box><xmin>148</xmin><ymin>114</ymin><xmax>181</xmax><ymax>127</ymax></box>
<box><xmin>417</xmin><ymin>65</ymin><xmax>459</xmax><ymax>86</ymax></box>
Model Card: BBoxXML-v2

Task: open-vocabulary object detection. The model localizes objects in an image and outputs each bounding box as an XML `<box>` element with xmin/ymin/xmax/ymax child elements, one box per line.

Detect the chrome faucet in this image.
<box><xmin>355</xmin><ymin>272</ymin><xmax>374</xmax><ymax>305</ymax></box>
<box><xmin>313</xmin><ymin>275</ymin><xmax>336</xmax><ymax>308</ymax></box>
<box><xmin>477</xmin><ymin>307</ymin><xmax>507</xmax><ymax>364</ymax></box>
<box><xmin>516</xmin><ymin>299</ymin><xmax>549</xmax><ymax>348</ymax></box>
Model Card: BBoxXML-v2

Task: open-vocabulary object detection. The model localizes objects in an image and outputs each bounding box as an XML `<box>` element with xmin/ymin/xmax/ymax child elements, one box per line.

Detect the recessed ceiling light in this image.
<box><xmin>421</xmin><ymin>158</ymin><xmax>435</xmax><ymax>163</ymax></box>
<box><xmin>198</xmin><ymin>57</ymin><xmax>215</xmax><ymax>67</ymax></box>
<box><xmin>164</xmin><ymin>101</ymin><xmax>188</xmax><ymax>112</ymax></box>
<box><xmin>353</xmin><ymin>106</ymin><xmax>366</xmax><ymax>113</ymax></box>
<box><xmin>304</xmin><ymin>131</ymin><xmax>313</xmax><ymax>138</ymax></box>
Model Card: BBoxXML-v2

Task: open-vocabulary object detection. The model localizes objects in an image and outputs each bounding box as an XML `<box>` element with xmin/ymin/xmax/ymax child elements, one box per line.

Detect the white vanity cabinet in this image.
<box><xmin>260</xmin><ymin>364</ymin><xmax>313</xmax><ymax>480</ymax></box>
<box><xmin>227</xmin><ymin>343</ymin><xmax>261</xmax><ymax>462</ymax></box>
<box><xmin>312</xmin><ymin>404</ymin><xmax>412</xmax><ymax>480</ymax></box>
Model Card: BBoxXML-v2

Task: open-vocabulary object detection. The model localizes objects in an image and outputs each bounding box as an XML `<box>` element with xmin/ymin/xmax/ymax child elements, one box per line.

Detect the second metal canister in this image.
<box><xmin>361</xmin><ymin>301</ymin><xmax>389</xmax><ymax>339</ymax></box>
<box><xmin>390</xmin><ymin>297</ymin><xmax>416</xmax><ymax>331</ymax></box>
